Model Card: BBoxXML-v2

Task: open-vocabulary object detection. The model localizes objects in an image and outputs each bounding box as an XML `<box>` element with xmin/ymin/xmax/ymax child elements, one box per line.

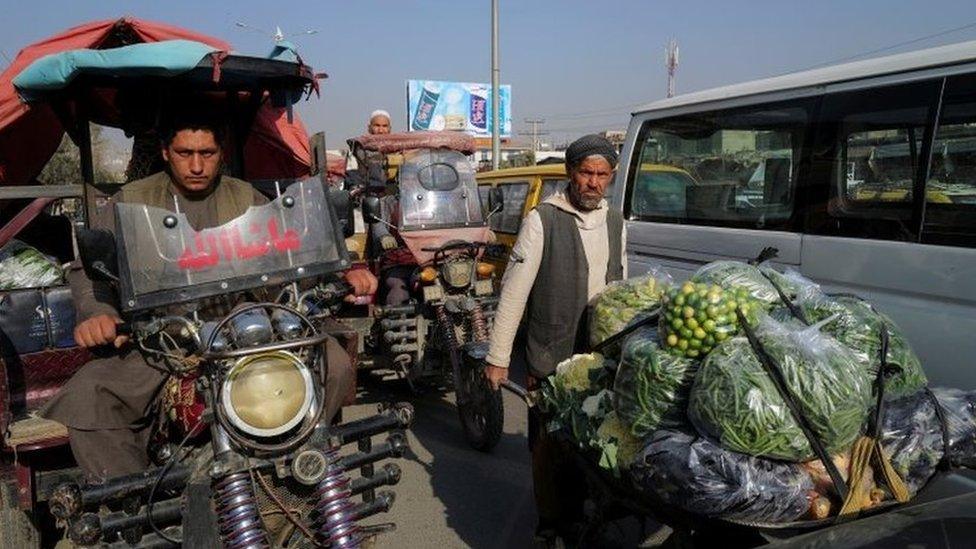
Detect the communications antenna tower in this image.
<box><xmin>666</xmin><ymin>39</ymin><xmax>679</xmax><ymax>98</ymax></box>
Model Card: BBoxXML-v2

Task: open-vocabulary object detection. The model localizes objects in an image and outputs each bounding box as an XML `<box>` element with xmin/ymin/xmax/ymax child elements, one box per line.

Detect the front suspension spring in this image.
<box><xmin>470</xmin><ymin>302</ymin><xmax>489</xmax><ymax>343</ymax></box>
<box><xmin>435</xmin><ymin>305</ymin><xmax>460</xmax><ymax>352</ymax></box>
<box><xmin>313</xmin><ymin>449</ymin><xmax>362</xmax><ymax>548</ymax></box>
<box><xmin>213</xmin><ymin>471</ymin><xmax>269</xmax><ymax>549</ymax></box>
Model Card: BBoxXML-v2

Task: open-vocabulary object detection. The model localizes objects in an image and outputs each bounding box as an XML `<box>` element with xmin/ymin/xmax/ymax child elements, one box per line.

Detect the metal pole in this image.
<box><xmin>491</xmin><ymin>0</ymin><xmax>500</xmax><ymax>170</ymax></box>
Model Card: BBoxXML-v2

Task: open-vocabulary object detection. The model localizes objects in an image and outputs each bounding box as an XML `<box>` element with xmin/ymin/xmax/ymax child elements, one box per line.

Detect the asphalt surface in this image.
<box><xmin>343</xmin><ymin>359</ymin><xmax>538</xmax><ymax>549</ymax></box>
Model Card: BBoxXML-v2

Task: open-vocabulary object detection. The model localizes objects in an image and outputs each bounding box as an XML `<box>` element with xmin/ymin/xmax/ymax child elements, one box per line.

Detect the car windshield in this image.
<box><xmin>398</xmin><ymin>149</ymin><xmax>486</xmax><ymax>230</ymax></box>
<box><xmin>114</xmin><ymin>179</ymin><xmax>348</xmax><ymax>312</ymax></box>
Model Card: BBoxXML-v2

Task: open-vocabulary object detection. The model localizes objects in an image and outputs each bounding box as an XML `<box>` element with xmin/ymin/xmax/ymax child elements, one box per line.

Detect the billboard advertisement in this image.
<box><xmin>406</xmin><ymin>80</ymin><xmax>512</xmax><ymax>137</ymax></box>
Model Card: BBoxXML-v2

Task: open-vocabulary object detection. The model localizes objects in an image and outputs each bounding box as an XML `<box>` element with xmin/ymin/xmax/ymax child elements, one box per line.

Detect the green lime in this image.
<box><xmin>694</xmin><ymin>328</ymin><xmax>707</xmax><ymax>340</ymax></box>
<box><xmin>685</xmin><ymin>318</ymin><xmax>699</xmax><ymax>330</ymax></box>
<box><xmin>666</xmin><ymin>334</ymin><xmax>678</xmax><ymax>346</ymax></box>
<box><xmin>678</xmin><ymin>339</ymin><xmax>689</xmax><ymax>351</ymax></box>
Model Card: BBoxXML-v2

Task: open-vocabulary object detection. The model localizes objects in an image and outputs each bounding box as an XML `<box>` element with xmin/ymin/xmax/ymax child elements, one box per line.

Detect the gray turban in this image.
<box><xmin>565</xmin><ymin>134</ymin><xmax>618</xmax><ymax>168</ymax></box>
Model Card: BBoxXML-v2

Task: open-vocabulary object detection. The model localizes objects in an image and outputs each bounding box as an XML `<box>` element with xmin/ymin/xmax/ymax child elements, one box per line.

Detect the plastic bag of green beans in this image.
<box><xmin>785</xmin><ymin>271</ymin><xmax>928</xmax><ymax>400</ymax></box>
<box><xmin>613</xmin><ymin>328</ymin><xmax>698</xmax><ymax>437</ymax></box>
<box><xmin>688</xmin><ymin>315</ymin><xmax>873</xmax><ymax>462</ymax></box>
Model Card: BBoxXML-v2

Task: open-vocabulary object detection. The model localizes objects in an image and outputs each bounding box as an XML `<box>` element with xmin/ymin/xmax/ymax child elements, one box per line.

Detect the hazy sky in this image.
<box><xmin>2</xmin><ymin>1</ymin><xmax>976</xmax><ymax>148</ymax></box>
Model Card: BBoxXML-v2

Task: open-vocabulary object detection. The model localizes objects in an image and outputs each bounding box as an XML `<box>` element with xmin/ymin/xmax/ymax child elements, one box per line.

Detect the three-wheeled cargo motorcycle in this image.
<box><xmin>0</xmin><ymin>23</ymin><xmax>410</xmax><ymax>548</ymax></box>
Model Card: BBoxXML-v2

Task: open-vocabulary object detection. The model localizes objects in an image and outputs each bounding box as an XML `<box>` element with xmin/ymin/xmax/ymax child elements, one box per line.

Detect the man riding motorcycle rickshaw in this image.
<box><xmin>42</xmin><ymin>109</ymin><xmax>376</xmax><ymax>481</ymax></box>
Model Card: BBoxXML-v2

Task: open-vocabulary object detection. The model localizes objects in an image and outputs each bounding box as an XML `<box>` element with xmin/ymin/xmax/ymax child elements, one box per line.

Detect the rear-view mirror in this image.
<box><xmin>362</xmin><ymin>196</ymin><xmax>382</xmax><ymax>224</ymax></box>
<box><xmin>488</xmin><ymin>187</ymin><xmax>504</xmax><ymax>213</ymax></box>
<box><xmin>75</xmin><ymin>228</ymin><xmax>119</xmax><ymax>282</ymax></box>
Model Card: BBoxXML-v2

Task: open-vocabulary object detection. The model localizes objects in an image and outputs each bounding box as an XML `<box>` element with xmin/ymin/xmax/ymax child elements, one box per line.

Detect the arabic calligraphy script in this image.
<box><xmin>177</xmin><ymin>218</ymin><xmax>301</xmax><ymax>271</ymax></box>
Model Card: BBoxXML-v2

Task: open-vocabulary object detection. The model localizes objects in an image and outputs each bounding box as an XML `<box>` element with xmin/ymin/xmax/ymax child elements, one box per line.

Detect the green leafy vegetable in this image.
<box><xmin>688</xmin><ymin>317</ymin><xmax>873</xmax><ymax>461</ymax></box>
<box><xmin>0</xmin><ymin>241</ymin><xmax>64</xmax><ymax>290</ymax></box>
<box><xmin>613</xmin><ymin>328</ymin><xmax>697</xmax><ymax>437</ymax></box>
<box><xmin>589</xmin><ymin>274</ymin><xmax>669</xmax><ymax>353</ymax></box>
<box><xmin>539</xmin><ymin>353</ymin><xmax>614</xmax><ymax>449</ymax></box>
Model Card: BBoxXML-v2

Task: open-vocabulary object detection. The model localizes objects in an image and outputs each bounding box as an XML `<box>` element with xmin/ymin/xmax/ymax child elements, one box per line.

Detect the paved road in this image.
<box><xmin>344</xmin><ymin>361</ymin><xmax>538</xmax><ymax>549</ymax></box>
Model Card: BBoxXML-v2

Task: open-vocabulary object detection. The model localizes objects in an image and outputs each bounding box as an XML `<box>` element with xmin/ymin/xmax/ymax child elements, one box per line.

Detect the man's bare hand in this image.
<box><xmin>380</xmin><ymin>235</ymin><xmax>398</xmax><ymax>251</ymax></box>
<box><xmin>484</xmin><ymin>364</ymin><xmax>508</xmax><ymax>391</ymax></box>
<box><xmin>74</xmin><ymin>314</ymin><xmax>128</xmax><ymax>349</ymax></box>
<box><xmin>343</xmin><ymin>269</ymin><xmax>378</xmax><ymax>303</ymax></box>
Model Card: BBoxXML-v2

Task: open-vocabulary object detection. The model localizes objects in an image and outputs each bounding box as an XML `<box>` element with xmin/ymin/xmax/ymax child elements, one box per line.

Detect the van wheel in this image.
<box><xmin>0</xmin><ymin>507</ymin><xmax>40</xmax><ymax>549</ymax></box>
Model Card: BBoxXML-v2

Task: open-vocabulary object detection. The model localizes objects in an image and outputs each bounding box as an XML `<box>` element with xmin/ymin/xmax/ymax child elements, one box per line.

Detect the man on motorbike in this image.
<box><xmin>361</xmin><ymin>110</ymin><xmax>415</xmax><ymax>306</ymax></box>
<box><xmin>483</xmin><ymin>134</ymin><xmax>626</xmax><ymax>544</ymax></box>
<box><xmin>40</xmin><ymin>111</ymin><xmax>378</xmax><ymax>480</ymax></box>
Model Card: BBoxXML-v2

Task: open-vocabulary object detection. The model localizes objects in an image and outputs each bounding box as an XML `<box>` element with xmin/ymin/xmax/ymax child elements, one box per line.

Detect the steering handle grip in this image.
<box><xmin>115</xmin><ymin>321</ymin><xmax>132</xmax><ymax>337</ymax></box>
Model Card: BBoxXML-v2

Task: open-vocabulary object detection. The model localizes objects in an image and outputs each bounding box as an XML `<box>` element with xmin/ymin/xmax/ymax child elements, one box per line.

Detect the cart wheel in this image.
<box><xmin>0</xmin><ymin>507</ymin><xmax>40</xmax><ymax>549</ymax></box>
<box><xmin>456</xmin><ymin>365</ymin><xmax>504</xmax><ymax>452</ymax></box>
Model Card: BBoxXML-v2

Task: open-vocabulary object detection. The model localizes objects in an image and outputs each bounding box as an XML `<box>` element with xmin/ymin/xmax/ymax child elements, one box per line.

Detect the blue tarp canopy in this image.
<box><xmin>13</xmin><ymin>40</ymin><xmax>219</xmax><ymax>102</ymax></box>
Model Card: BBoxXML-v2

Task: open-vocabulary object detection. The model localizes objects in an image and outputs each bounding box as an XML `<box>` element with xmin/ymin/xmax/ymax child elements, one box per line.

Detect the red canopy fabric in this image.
<box><xmin>0</xmin><ymin>17</ymin><xmax>312</xmax><ymax>186</ymax></box>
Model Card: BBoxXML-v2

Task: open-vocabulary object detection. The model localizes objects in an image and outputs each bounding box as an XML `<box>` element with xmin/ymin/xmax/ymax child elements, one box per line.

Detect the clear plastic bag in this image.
<box><xmin>631</xmin><ymin>429</ymin><xmax>815</xmax><ymax>523</ymax></box>
<box><xmin>0</xmin><ymin>239</ymin><xmax>65</xmax><ymax>290</ymax></box>
<box><xmin>589</xmin><ymin>270</ymin><xmax>671</xmax><ymax>353</ymax></box>
<box><xmin>688</xmin><ymin>315</ymin><xmax>873</xmax><ymax>461</ymax></box>
<box><xmin>691</xmin><ymin>260</ymin><xmax>783</xmax><ymax>308</ymax></box>
<box><xmin>880</xmin><ymin>391</ymin><xmax>945</xmax><ymax>496</ymax></box>
<box><xmin>786</xmin><ymin>272</ymin><xmax>927</xmax><ymax>399</ymax></box>
<box><xmin>930</xmin><ymin>387</ymin><xmax>976</xmax><ymax>468</ymax></box>
<box><xmin>613</xmin><ymin>328</ymin><xmax>698</xmax><ymax>437</ymax></box>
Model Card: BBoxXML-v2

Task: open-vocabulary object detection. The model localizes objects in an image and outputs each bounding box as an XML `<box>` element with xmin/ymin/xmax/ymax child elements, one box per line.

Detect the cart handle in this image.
<box><xmin>499</xmin><ymin>379</ymin><xmax>537</xmax><ymax>408</ymax></box>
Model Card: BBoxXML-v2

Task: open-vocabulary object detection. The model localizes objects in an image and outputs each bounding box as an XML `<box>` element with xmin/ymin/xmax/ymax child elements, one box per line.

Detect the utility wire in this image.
<box><xmin>794</xmin><ymin>20</ymin><xmax>976</xmax><ymax>72</ymax></box>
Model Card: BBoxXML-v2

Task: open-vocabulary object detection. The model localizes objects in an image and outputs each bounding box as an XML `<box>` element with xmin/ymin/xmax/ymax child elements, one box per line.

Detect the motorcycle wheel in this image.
<box><xmin>0</xmin><ymin>508</ymin><xmax>39</xmax><ymax>549</ymax></box>
<box><xmin>456</xmin><ymin>365</ymin><xmax>504</xmax><ymax>452</ymax></box>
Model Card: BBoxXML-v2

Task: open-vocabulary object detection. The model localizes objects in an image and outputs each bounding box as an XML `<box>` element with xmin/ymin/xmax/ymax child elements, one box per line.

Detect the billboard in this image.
<box><xmin>406</xmin><ymin>80</ymin><xmax>512</xmax><ymax>137</ymax></box>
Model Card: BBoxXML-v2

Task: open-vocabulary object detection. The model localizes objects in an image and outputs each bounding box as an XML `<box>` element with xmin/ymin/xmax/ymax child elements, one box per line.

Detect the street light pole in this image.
<box><xmin>491</xmin><ymin>0</ymin><xmax>500</xmax><ymax>170</ymax></box>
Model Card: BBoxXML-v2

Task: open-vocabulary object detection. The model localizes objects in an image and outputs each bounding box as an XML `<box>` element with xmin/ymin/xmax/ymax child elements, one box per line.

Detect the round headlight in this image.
<box><xmin>221</xmin><ymin>351</ymin><xmax>314</xmax><ymax>438</ymax></box>
<box><xmin>441</xmin><ymin>260</ymin><xmax>473</xmax><ymax>289</ymax></box>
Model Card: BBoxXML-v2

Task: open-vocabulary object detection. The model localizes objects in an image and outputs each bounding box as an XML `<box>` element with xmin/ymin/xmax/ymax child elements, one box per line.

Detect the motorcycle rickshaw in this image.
<box><xmin>0</xmin><ymin>32</ymin><xmax>410</xmax><ymax>548</ymax></box>
<box><xmin>340</xmin><ymin>133</ymin><xmax>506</xmax><ymax>452</ymax></box>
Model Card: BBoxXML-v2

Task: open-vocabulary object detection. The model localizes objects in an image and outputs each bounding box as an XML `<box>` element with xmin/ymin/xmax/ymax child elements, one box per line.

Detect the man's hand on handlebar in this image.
<box><xmin>380</xmin><ymin>235</ymin><xmax>398</xmax><ymax>251</ymax></box>
<box><xmin>484</xmin><ymin>363</ymin><xmax>509</xmax><ymax>391</ymax></box>
<box><xmin>343</xmin><ymin>269</ymin><xmax>378</xmax><ymax>303</ymax></box>
<box><xmin>74</xmin><ymin>314</ymin><xmax>129</xmax><ymax>349</ymax></box>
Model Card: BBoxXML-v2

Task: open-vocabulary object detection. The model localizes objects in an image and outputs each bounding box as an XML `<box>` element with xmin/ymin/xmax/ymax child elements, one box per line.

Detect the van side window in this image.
<box><xmin>540</xmin><ymin>178</ymin><xmax>567</xmax><ymax>201</ymax></box>
<box><xmin>923</xmin><ymin>74</ymin><xmax>976</xmax><ymax>247</ymax></box>
<box><xmin>626</xmin><ymin>103</ymin><xmax>809</xmax><ymax>230</ymax></box>
<box><xmin>490</xmin><ymin>181</ymin><xmax>530</xmax><ymax>234</ymax></box>
<box><xmin>808</xmin><ymin>79</ymin><xmax>941</xmax><ymax>242</ymax></box>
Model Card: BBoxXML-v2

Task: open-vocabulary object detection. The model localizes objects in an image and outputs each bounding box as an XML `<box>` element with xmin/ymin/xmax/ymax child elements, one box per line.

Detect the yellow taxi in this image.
<box><xmin>476</xmin><ymin>163</ymin><xmax>569</xmax><ymax>274</ymax></box>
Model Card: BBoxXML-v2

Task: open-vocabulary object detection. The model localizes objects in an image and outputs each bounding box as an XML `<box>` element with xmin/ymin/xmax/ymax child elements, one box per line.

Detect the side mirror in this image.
<box><xmin>488</xmin><ymin>187</ymin><xmax>504</xmax><ymax>213</ymax></box>
<box><xmin>362</xmin><ymin>196</ymin><xmax>382</xmax><ymax>225</ymax></box>
<box><xmin>75</xmin><ymin>228</ymin><xmax>119</xmax><ymax>282</ymax></box>
<box><xmin>328</xmin><ymin>188</ymin><xmax>356</xmax><ymax>239</ymax></box>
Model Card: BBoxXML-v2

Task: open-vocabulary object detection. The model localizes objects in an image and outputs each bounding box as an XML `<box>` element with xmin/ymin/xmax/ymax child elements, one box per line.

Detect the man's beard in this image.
<box><xmin>569</xmin><ymin>185</ymin><xmax>603</xmax><ymax>211</ymax></box>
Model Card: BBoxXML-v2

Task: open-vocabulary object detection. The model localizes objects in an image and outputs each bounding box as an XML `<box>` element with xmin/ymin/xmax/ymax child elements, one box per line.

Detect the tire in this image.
<box><xmin>456</xmin><ymin>365</ymin><xmax>504</xmax><ymax>452</ymax></box>
<box><xmin>0</xmin><ymin>507</ymin><xmax>40</xmax><ymax>549</ymax></box>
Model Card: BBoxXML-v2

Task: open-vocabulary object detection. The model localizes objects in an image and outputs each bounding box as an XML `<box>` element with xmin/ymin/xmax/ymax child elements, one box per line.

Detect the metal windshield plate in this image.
<box><xmin>115</xmin><ymin>179</ymin><xmax>348</xmax><ymax>312</ymax></box>
<box><xmin>398</xmin><ymin>149</ymin><xmax>486</xmax><ymax>231</ymax></box>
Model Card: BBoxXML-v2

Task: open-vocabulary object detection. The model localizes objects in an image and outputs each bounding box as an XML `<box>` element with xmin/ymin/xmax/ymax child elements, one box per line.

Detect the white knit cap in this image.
<box><xmin>369</xmin><ymin>110</ymin><xmax>391</xmax><ymax>122</ymax></box>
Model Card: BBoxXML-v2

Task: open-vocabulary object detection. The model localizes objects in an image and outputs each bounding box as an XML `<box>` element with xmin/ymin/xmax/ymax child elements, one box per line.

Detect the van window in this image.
<box><xmin>807</xmin><ymin>79</ymin><xmax>941</xmax><ymax>242</ymax></box>
<box><xmin>491</xmin><ymin>181</ymin><xmax>530</xmax><ymax>234</ymax></box>
<box><xmin>923</xmin><ymin>74</ymin><xmax>976</xmax><ymax>247</ymax></box>
<box><xmin>627</xmin><ymin>102</ymin><xmax>810</xmax><ymax>230</ymax></box>
<box><xmin>540</xmin><ymin>178</ymin><xmax>567</xmax><ymax>201</ymax></box>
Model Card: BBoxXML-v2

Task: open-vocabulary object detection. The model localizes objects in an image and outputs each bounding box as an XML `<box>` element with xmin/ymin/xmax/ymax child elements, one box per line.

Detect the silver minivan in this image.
<box><xmin>612</xmin><ymin>41</ymin><xmax>976</xmax><ymax>389</ymax></box>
